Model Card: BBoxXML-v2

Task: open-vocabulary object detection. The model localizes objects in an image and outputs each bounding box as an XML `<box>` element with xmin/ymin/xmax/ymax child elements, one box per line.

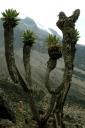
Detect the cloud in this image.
<box><xmin>0</xmin><ymin>0</ymin><xmax>85</xmax><ymax>45</ymax></box>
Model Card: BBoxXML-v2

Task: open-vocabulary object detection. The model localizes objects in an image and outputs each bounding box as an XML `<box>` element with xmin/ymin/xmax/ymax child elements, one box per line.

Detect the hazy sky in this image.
<box><xmin>0</xmin><ymin>0</ymin><xmax>85</xmax><ymax>45</ymax></box>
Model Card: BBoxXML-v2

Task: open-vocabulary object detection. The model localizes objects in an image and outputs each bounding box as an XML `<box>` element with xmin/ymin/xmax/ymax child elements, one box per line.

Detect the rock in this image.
<box><xmin>0</xmin><ymin>88</ymin><xmax>16</xmax><ymax>123</ymax></box>
<box><xmin>64</xmin><ymin>121</ymin><xmax>83</xmax><ymax>128</ymax></box>
<box><xmin>0</xmin><ymin>119</ymin><xmax>13</xmax><ymax>128</ymax></box>
<box><xmin>64</xmin><ymin>114</ymin><xmax>76</xmax><ymax>123</ymax></box>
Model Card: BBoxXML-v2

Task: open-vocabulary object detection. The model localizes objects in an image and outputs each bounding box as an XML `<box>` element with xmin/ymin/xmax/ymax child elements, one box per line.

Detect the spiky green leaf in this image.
<box><xmin>1</xmin><ymin>9</ymin><xmax>20</xmax><ymax>27</ymax></box>
<box><xmin>46</xmin><ymin>34</ymin><xmax>61</xmax><ymax>47</ymax></box>
<box><xmin>22</xmin><ymin>30</ymin><xmax>36</xmax><ymax>46</ymax></box>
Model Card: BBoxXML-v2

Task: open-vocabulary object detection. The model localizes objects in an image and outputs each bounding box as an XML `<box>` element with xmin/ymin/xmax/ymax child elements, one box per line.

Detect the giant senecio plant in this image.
<box><xmin>2</xmin><ymin>8</ymin><xmax>80</xmax><ymax>128</ymax></box>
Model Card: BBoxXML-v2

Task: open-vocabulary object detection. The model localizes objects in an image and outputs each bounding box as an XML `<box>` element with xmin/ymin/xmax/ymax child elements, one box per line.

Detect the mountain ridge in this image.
<box><xmin>0</xmin><ymin>17</ymin><xmax>85</xmax><ymax>70</ymax></box>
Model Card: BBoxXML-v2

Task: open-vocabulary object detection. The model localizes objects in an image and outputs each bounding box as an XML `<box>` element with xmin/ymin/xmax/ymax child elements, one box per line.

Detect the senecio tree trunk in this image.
<box><xmin>22</xmin><ymin>30</ymin><xmax>41</xmax><ymax>125</ymax></box>
<box><xmin>2</xmin><ymin>9</ymin><xmax>80</xmax><ymax>128</ymax></box>
<box><xmin>22</xmin><ymin>30</ymin><xmax>35</xmax><ymax>86</ymax></box>
<box><xmin>3</xmin><ymin>24</ymin><xmax>28</xmax><ymax>92</ymax></box>
<box><xmin>54</xmin><ymin>9</ymin><xmax>80</xmax><ymax>127</ymax></box>
<box><xmin>2</xmin><ymin>9</ymin><xmax>30</xmax><ymax>92</ymax></box>
<box><xmin>42</xmin><ymin>9</ymin><xmax>80</xmax><ymax>128</ymax></box>
<box><xmin>23</xmin><ymin>43</ymin><xmax>32</xmax><ymax>87</ymax></box>
<box><xmin>4</xmin><ymin>24</ymin><xmax>19</xmax><ymax>83</ymax></box>
<box><xmin>45</xmin><ymin>34</ymin><xmax>62</xmax><ymax>93</ymax></box>
<box><xmin>1</xmin><ymin>9</ymin><xmax>20</xmax><ymax>83</ymax></box>
<box><xmin>23</xmin><ymin>44</ymin><xmax>41</xmax><ymax>126</ymax></box>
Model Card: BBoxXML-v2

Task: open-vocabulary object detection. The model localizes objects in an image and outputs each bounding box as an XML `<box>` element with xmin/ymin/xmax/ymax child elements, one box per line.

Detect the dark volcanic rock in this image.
<box><xmin>0</xmin><ymin>119</ymin><xmax>13</xmax><ymax>128</ymax></box>
<box><xmin>0</xmin><ymin>88</ymin><xmax>16</xmax><ymax>123</ymax></box>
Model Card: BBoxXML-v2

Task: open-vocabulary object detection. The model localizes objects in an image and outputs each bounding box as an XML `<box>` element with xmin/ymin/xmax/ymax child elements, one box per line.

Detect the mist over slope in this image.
<box><xmin>0</xmin><ymin>17</ymin><xmax>85</xmax><ymax>70</ymax></box>
<box><xmin>0</xmin><ymin>17</ymin><xmax>58</xmax><ymax>49</ymax></box>
<box><xmin>0</xmin><ymin>47</ymin><xmax>85</xmax><ymax>107</ymax></box>
<box><xmin>0</xmin><ymin>16</ymin><xmax>85</xmax><ymax>107</ymax></box>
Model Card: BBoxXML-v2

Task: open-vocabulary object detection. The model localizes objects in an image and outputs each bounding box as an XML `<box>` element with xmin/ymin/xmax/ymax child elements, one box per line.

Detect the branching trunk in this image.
<box><xmin>45</xmin><ymin>58</ymin><xmax>57</xmax><ymax>93</ymax></box>
<box><xmin>4</xmin><ymin>26</ymin><xmax>19</xmax><ymax>83</ymax></box>
<box><xmin>54</xmin><ymin>9</ymin><xmax>80</xmax><ymax>128</ymax></box>
<box><xmin>44</xmin><ymin>58</ymin><xmax>57</xmax><ymax>118</ymax></box>
<box><xmin>4</xmin><ymin>26</ymin><xmax>31</xmax><ymax>93</ymax></box>
<box><xmin>42</xmin><ymin>58</ymin><xmax>64</xmax><ymax>127</ymax></box>
<box><xmin>23</xmin><ymin>45</ymin><xmax>40</xmax><ymax>124</ymax></box>
<box><xmin>23</xmin><ymin>45</ymin><xmax>32</xmax><ymax>87</ymax></box>
<box><xmin>43</xmin><ymin>56</ymin><xmax>65</xmax><ymax>127</ymax></box>
<box><xmin>3</xmin><ymin>9</ymin><xmax>80</xmax><ymax>128</ymax></box>
<box><xmin>4</xmin><ymin>25</ymin><xmax>40</xmax><ymax>123</ymax></box>
<box><xmin>62</xmin><ymin>43</ymin><xmax>76</xmax><ymax>107</ymax></box>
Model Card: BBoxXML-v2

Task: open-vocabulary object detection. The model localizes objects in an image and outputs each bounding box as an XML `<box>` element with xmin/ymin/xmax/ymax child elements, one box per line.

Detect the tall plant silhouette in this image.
<box><xmin>22</xmin><ymin>30</ymin><xmax>40</xmax><ymax>123</ymax></box>
<box><xmin>45</xmin><ymin>34</ymin><xmax>62</xmax><ymax>93</ymax></box>
<box><xmin>54</xmin><ymin>9</ymin><xmax>80</xmax><ymax>127</ymax></box>
<box><xmin>22</xmin><ymin>30</ymin><xmax>36</xmax><ymax>85</ymax></box>
<box><xmin>1</xmin><ymin>9</ymin><xmax>20</xmax><ymax>83</ymax></box>
<box><xmin>1</xmin><ymin>9</ymin><xmax>40</xmax><ymax>126</ymax></box>
<box><xmin>40</xmin><ymin>10</ymin><xmax>80</xmax><ymax>128</ymax></box>
<box><xmin>2</xmin><ymin>8</ymin><xmax>80</xmax><ymax>128</ymax></box>
<box><xmin>40</xmin><ymin>34</ymin><xmax>62</xmax><ymax>127</ymax></box>
<box><xmin>1</xmin><ymin>9</ymin><xmax>31</xmax><ymax>92</ymax></box>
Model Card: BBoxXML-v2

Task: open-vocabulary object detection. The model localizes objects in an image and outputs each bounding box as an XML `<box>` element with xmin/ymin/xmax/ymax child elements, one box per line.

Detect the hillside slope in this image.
<box><xmin>0</xmin><ymin>17</ymin><xmax>85</xmax><ymax>70</ymax></box>
<box><xmin>0</xmin><ymin>48</ymin><xmax>85</xmax><ymax>107</ymax></box>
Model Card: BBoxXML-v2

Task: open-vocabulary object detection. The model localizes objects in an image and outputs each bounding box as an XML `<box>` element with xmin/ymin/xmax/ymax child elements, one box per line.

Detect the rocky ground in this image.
<box><xmin>0</xmin><ymin>50</ymin><xmax>85</xmax><ymax>128</ymax></box>
<box><xmin>0</xmin><ymin>79</ymin><xmax>85</xmax><ymax>128</ymax></box>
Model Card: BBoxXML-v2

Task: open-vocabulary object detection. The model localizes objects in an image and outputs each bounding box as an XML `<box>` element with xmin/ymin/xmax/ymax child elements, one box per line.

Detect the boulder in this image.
<box><xmin>64</xmin><ymin>121</ymin><xmax>83</xmax><ymax>128</ymax></box>
<box><xmin>0</xmin><ymin>88</ymin><xmax>16</xmax><ymax>123</ymax></box>
<box><xmin>0</xmin><ymin>119</ymin><xmax>13</xmax><ymax>128</ymax></box>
